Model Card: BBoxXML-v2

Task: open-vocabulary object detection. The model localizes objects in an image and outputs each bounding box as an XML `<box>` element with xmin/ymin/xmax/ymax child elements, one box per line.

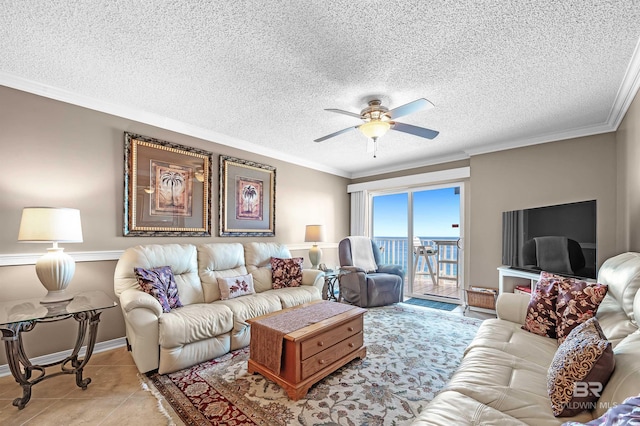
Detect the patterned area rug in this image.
<box><xmin>148</xmin><ymin>304</ymin><xmax>482</xmax><ymax>425</ymax></box>
<box><xmin>402</xmin><ymin>298</ymin><xmax>459</xmax><ymax>311</ymax></box>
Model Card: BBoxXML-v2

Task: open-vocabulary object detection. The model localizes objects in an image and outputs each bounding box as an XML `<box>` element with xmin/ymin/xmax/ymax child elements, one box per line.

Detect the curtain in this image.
<box><xmin>350</xmin><ymin>190</ymin><xmax>369</xmax><ymax>237</ymax></box>
<box><xmin>502</xmin><ymin>210</ymin><xmax>524</xmax><ymax>266</ymax></box>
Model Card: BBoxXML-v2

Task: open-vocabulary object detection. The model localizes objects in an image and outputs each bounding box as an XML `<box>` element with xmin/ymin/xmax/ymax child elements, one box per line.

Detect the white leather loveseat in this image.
<box><xmin>114</xmin><ymin>242</ymin><xmax>324</xmax><ymax>374</ymax></box>
<box><xmin>415</xmin><ymin>252</ymin><xmax>640</xmax><ymax>425</ymax></box>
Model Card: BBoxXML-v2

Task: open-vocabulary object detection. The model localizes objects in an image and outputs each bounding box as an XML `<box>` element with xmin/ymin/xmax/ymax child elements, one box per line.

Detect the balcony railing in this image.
<box><xmin>373</xmin><ymin>236</ymin><xmax>459</xmax><ymax>280</ymax></box>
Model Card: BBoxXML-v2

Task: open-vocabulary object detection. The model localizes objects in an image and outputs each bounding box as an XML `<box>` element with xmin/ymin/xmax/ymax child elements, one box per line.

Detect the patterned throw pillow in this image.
<box><xmin>270</xmin><ymin>257</ymin><xmax>304</xmax><ymax>289</ymax></box>
<box><xmin>134</xmin><ymin>266</ymin><xmax>183</xmax><ymax>313</ymax></box>
<box><xmin>556</xmin><ymin>277</ymin><xmax>608</xmax><ymax>343</ymax></box>
<box><xmin>217</xmin><ymin>274</ymin><xmax>255</xmax><ymax>300</ymax></box>
<box><xmin>547</xmin><ymin>317</ymin><xmax>615</xmax><ymax>417</ymax></box>
<box><xmin>522</xmin><ymin>271</ymin><xmax>561</xmax><ymax>338</ymax></box>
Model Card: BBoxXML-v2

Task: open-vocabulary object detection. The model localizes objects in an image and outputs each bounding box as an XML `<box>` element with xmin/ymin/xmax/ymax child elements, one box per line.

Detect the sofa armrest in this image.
<box><xmin>341</xmin><ymin>265</ymin><xmax>366</xmax><ymax>273</ymax></box>
<box><xmin>495</xmin><ymin>292</ymin><xmax>531</xmax><ymax>324</ymax></box>
<box><xmin>378</xmin><ymin>264</ymin><xmax>404</xmax><ymax>279</ymax></box>
<box><xmin>119</xmin><ymin>288</ymin><xmax>163</xmax><ymax>317</ymax></box>
<box><xmin>302</xmin><ymin>269</ymin><xmax>325</xmax><ymax>292</ymax></box>
<box><xmin>118</xmin><ymin>288</ymin><xmax>163</xmax><ymax>373</ymax></box>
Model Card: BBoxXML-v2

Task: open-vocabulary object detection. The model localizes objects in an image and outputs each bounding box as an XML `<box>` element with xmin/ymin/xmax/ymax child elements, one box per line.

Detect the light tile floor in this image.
<box><xmin>0</xmin><ymin>347</ymin><xmax>183</xmax><ymax>425</ymax></box>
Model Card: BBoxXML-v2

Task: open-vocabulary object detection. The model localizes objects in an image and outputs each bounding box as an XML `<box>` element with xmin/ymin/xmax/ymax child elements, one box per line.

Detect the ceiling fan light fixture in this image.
<box><xmin>359</xmin><ymin>120</ymin><xmax>391</xmax><ymax>139</ymax></box>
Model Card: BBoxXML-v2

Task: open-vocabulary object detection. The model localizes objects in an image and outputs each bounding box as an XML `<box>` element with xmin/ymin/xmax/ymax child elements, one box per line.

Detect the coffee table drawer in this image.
<box><xmin>300</xmin><ymin>316</ymin><xmax>363</xmax><ymax>360</ymax></box>
<box><xmin>301</xmin><ymin>332</ymin><xmax>363</xmax><ymax>379</ymax></box>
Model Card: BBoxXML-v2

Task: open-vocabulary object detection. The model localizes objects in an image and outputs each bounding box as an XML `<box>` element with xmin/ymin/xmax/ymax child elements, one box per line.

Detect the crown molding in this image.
<box><xmin>607</xmin><ymin>37</ymin><xmax>640</xmax><ymax>128</ymax></box>
<box><xmin>0</xmin><ymin>72</ymin><xmax>351</xmax><ymax>178</ymax></box>
<box><xmin>463</xmin><ymin>122</ymin><xmax>614</xmax><ymax>157</ymax></box>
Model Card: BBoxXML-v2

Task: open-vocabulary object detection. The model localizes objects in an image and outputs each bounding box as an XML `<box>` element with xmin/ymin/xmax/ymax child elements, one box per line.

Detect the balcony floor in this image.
<box><xmin>406</xmin><ymin>273</ymin><xmax>461</xmax><ymax>300</ymax></box>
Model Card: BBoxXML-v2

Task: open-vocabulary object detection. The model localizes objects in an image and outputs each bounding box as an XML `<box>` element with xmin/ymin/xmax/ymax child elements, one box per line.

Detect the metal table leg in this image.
<box><xmin>0</xmin><ymin>310</ymin><xmax>103</xmax><ymax>409</ymax></box>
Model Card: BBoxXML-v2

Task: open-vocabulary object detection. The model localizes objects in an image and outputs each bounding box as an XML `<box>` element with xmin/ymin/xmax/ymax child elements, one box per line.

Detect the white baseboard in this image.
<box><xmin>0</xmin><ymin>337</ymin><xmax>127</xmax><ymax>377</ymax></box>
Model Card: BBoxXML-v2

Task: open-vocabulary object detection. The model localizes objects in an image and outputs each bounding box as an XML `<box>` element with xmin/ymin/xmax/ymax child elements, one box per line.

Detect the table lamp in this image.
<box><xmin>18</xmin><ymin>207</ymin><xmax>83</xmax><ymax>304</ymax></box>
<box><xmin>304</xmin><ymin>224</ymin><xmax>325</xmax><ymax>269</ymax></box>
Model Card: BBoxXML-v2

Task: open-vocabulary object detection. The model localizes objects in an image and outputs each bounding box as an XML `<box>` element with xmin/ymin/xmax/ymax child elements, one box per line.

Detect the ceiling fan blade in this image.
<box><xmin>391</xmin><ymin>122</ymin><xmax>439</xmax><ymax>139</ymax></box>
<box><xmin>314</xmin><ymin>126</ymin><xmax>357</xmax><ymax>142</ymax></box>
<box><xmin>325</xmin><ymin>108</ymin><xmax>363</xmax><ymax>119</ymax></box>
<box><xmin>386</xmin><ymin>98</ymin><xmax>434</xmax><ymax>119</ymax></box>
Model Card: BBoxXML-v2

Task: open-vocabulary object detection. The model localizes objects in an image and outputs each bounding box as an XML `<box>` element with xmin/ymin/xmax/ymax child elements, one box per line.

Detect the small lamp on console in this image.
<box><xmin>18</xmin><ymin>207</ymin><xmax>83</xmax><ymax>304</ymax></box>
<box><xmin>304</xmin><ymin>224</ymin><xmax>325</xmax><ymax>269</ymax></box>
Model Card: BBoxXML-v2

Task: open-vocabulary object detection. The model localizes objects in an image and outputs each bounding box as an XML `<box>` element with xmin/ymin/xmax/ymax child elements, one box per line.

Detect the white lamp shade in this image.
<box><xmin>18</xmin><ymin>207</ymin><xmax>83</xmax><ymax>243</ymax></box>
<box><xmin>304</xmin><ymin>225</ymin><xmax>325</xmax><ymax>243</ymax></box>
<box><xmin>359</xmin><ymin>120</ymin><xmax>391</xmax><ymax>139</ymax></box>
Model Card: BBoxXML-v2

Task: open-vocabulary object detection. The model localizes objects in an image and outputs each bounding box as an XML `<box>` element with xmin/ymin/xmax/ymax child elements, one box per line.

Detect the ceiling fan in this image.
<box><xmin>314</xmin><ymin>98</ymin><xmax>439</xmax><ymax>157</ymax></box>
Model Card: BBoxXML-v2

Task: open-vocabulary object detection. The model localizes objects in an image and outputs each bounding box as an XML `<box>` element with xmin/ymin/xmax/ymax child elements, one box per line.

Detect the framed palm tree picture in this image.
<box><xmin>219</xmin><ymin>155</ymin><xmax>276</xmax><ymax>237</ymax></box>
<box><xmin>124</xmin><ymin>132</ymin><xmax>212</xmax><ymax>236</ymax></box>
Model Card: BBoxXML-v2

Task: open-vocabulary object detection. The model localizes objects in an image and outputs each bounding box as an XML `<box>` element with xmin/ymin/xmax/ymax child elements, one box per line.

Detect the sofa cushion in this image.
<box><xmin>446</xmin><ymin>346</ymin><xmax>594</xmax><ymax>424</ymax></box>
<box><xmin>134</xmin><ymin>266</ymin><xmax>183</xmax><ymax>313</ymax></box>
<box><xmin>595</xmin><ymin>295</ymin><xmax>638</xmax><ymax>347</ymax></box>
<box><xmin>159</xmin><ymin>303</ymin><xmax>234</xmax><ymax>348</ymax></box>
<box><xmin>597</xmin><ymin>252</ymin><xmax>640</xmax><ymax>323</ymax></box>
<box><xmin>413</xmin><ymin>390</ymin><xmax>529</xmax><ymax>425</ymax></box>
<box><xmin>467</xmin><ymin>318</ymin><xmax>559</xmax><ymax>368</ymax></box>
<box><xmin>114</xmin><ymin>243</ymin><xmax>203</xmax><ymax>305</ymax></box>
<box><xmin>271</xmin><ymin>257</ymin><xmax>303</xmax><ymax>289</ymax></box>
<box><xmin>244</xmin><ymin>242</ymin><xmax>293</xmax><ymax>292</ymax></box>
<box><xmin>594</xmin><ymin>332</ymin><xmax>640</xmax><ymax>417</ymax></box>
<box><xmin>197</xmin><ymin>243</ymin><xmax>248</xmax><ymax>303</ymax></box>
<box><xmin>263</xmin><ymin>286</ymin><xmax>322</xmax><ymax>308</ymax></box>
<box><xmin>522</xmin><ymin>271</ymin><xmax>559</xmax><ymax>338</ymax></box>
<box><xmin>217</xmin><ymin>292</ymin><xmax>283</xmax><ymax>349</ymax></box>
<box><xmin>547</xmin><ymin>317</ymin><xmax>615</xmax><ymax>417</ymax></box>
<box><xmin>217</xmin><ymin>273</ymin><xmax>255</xmax><ymax>300</ymax></box>
<box><xmin>556</xmin><ymin>278</ymin><xmax>608</xmax><ymax>343</ymax></box>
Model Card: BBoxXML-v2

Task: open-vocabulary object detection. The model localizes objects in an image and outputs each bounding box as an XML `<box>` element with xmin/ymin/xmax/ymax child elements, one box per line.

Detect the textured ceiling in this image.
<box><xmin>1</xmin><ymin>1</ymin><xmax>640</xmax><ymax>178</ymax></box>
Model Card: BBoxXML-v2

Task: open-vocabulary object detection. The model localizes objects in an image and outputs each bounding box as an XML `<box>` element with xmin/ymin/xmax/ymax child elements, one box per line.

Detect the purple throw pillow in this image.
<box><xmin>134</xmin><ymin>266</ymin><xmax>183</xmax><ymax>313</ymax></box>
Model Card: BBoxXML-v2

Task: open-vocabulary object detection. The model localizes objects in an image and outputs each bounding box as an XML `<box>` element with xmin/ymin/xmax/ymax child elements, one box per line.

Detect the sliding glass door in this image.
<box><xmin>372</xmin><ymin>184</ymin><xmax>463</xmax><ymax>302</ymax></box>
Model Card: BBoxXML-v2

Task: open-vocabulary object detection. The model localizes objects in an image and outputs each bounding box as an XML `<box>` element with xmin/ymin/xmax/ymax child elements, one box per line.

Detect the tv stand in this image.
<box><xmin>497</xmin><ymin>266</ymin><xmax>540</xmax><ymax>294</ymax></box>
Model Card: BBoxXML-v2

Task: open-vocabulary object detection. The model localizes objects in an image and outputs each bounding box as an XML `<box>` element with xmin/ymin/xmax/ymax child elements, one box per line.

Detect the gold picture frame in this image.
<box><xmin>219</xmin><ymin>155</ymin><xmax>276</xmax><ymax>237</ymax></box>
<box><xmin>124</xmin><ymin>133</ymin><xmax>212</xmax><ymax>236</ymax></box>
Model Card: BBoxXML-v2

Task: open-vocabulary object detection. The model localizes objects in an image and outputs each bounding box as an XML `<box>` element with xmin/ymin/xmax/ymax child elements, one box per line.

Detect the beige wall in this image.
<box><xmin>468</xmin><ymin>134</ymin><xmax>618</xmax><ymax>289</ymax></box>
<box><xmin>616</xmin><ymin>90</ymin><xmax>640</xmax><ymax>252</ymax></box>
<box><xmin>0</xmin><ymin>85</ymin><xmax>349</xmax><ymax>361</ymax></box>
<box><xmin>2</xmin><ymin>81</ymin><xmax>638</xmax><ymax>364</ymax></box>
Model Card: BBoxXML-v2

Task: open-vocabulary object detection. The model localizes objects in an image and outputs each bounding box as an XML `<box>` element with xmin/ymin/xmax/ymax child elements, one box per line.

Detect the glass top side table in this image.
<box><xmin>323</xmin><ymin>268</ymin><xmax>353</xmax><ymax>301</ymax></box>
<box><xmin>0</xmin><ymin>290</ymin><xmax>117</xmax><ymax>409</ymax></box>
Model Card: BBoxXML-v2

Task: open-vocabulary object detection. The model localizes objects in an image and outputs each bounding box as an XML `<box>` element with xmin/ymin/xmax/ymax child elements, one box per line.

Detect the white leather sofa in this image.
<box><xmin>414</xmin><ymin>252</ymin><xmax>640</xmax><ymax>425</ymax></box>
<box><xmin>113</xmin><ymin>242</ymin><xmax>324</xmax><ymax>374</ymax></box>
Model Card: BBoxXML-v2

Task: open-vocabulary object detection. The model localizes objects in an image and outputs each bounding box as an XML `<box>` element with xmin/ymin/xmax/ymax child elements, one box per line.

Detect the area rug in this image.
<box><xmin>402</xmin><ymin>298</ymin><xmax>459</xmax><ymax>311</ymax></box>
<box><xmin>147</xmin><ymin>304</ymin><xmax>482</xmax><ymax>425</ymax></box>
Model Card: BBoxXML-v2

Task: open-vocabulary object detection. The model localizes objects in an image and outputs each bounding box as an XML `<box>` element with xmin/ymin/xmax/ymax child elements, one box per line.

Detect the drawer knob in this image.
<box><xmin>349</xmin><ymin>342</ymin><xmax>354</xmax><ymax>347</ymax></box>
<box><xmin>317</xmin><ymin>341</ymin><xmax>324</xmax><ymax>347</ymax></box>
<box><xmin>319</xmin><ymin>360</ymin><xmax>326</xmax><ymax>365</ymax></box>
<box><xmin>347</xmin><ymin>327</ymin><xmax>354</xmax><ymax>332</ymax></box>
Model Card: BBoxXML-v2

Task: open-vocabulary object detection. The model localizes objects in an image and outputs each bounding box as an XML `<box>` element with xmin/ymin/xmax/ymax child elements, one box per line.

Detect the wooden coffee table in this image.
<box><xmin>247</xmin><ymin>301</ymin><xmax>366</xmax><ymax>400</ymax></box>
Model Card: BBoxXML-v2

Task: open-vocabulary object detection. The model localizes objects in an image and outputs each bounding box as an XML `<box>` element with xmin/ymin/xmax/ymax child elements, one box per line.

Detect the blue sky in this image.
<box><xmin>372</xmin><ymin>187</ymin><xmax>460</xmax><ymax>237</ymax></box>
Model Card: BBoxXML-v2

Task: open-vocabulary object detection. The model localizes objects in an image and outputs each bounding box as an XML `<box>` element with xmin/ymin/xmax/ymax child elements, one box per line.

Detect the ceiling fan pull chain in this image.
<box><xmin>373</xmin><ymin>137</ymin><xmax>378</xmax><ymax>158</ymax></box>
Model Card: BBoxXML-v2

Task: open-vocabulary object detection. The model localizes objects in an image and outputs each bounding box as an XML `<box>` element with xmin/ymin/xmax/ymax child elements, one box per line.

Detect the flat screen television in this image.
<box><xmin>502</xmin><ymin>200</ymin><xmax>597</xmax><ymax>279</ymax></box>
